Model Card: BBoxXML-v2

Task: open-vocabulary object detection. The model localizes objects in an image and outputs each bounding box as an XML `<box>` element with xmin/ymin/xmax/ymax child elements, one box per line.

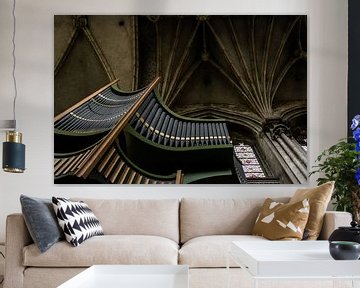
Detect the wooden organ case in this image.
<box><xmin>54</xmin><ymin>78</ymin><xmax>242</xmax><ymax>184</ymax></box>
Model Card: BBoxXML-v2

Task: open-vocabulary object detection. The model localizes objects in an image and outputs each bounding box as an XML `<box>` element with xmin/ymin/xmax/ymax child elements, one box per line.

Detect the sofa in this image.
<box><xmin>4</xmin><ymin>198</ymin><xmax>352</xmax><ymax>288</ymax></box>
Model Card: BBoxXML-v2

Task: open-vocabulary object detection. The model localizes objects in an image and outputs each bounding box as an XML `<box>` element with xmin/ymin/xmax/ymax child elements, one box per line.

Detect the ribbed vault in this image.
<box><xmin>54</xmin><ymin>15</ymin><xmax>307</xmax><ymax>184</ymax></box>
<box><xmin>138</xmin><ymin>15</ymin><xmax>307</xmax><ymax>133</ymax></box>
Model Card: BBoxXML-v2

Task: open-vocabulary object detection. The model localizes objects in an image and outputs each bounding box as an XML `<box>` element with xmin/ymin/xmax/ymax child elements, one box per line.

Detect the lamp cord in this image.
<box><xmin>11</xmin><ymin>0</ymin><xmax>17</xmax><ymax>129</ymax></box>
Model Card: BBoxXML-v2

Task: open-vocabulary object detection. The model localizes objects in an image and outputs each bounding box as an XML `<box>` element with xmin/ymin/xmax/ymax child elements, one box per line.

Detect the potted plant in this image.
<box><xmin>310</xmin><ymin>115</ymin><xmax>360</xmax><ymax>222</ymax></box>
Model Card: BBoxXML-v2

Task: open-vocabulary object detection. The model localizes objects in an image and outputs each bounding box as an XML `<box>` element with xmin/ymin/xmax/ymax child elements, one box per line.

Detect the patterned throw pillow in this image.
<box><xmin>252</xmin><ymin>198</ymin><xmax>310</xmax><ymax>240</ymax></box>
<box><xmin>52</xmin><ymin>197</ymin><xmax>104</xmax><ymax>246</ymax></box>
<box><xmin>289</xmin><ymin>181</ymin><xmax>334</xmax><ymax>240</ymax></box>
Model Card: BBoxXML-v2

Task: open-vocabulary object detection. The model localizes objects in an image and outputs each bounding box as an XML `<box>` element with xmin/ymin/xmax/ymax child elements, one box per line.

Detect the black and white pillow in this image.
<box><xmin>52</xmin><ymin>197</ymin><xmax>104</xmax><ymax>247</ymax></box>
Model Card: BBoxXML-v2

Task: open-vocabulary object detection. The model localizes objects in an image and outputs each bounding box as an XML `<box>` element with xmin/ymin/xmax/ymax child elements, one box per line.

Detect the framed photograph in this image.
<box><xmin>54</xmin><ymin>15</ymin><xmax>307</xmax><ymax>184</ymax></box>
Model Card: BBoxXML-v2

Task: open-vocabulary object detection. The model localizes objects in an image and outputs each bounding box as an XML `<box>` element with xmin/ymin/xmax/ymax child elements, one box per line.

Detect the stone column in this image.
<box><xmin>264</xmin><ymin>122</ymin><xmax>307</xmax><ymax>184</ymax></box>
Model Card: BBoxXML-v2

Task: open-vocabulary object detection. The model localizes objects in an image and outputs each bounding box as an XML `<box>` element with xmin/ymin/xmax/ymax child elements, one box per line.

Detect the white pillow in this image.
<box><xmin>52</xmin><ymin>197</ymin><xmax>103</xmax><ymax>246</ymax></box>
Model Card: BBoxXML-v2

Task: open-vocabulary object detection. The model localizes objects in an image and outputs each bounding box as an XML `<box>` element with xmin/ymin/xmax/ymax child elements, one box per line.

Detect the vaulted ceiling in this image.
<box><xmin>138</xmin><ymin>15</ymin><xmax>307</xmax><ymax>132</ymax></box>
<box><xmin>55</xmin><ymin>15</ymin><xmax>306</xmax><ymax>134</ymax></box>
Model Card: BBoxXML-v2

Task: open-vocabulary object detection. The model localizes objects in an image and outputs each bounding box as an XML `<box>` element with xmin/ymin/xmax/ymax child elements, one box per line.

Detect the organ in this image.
<box><xmin>54</xmin><ymin>78</ymin><xmax>241</xmax><ymax>184</ymax></box>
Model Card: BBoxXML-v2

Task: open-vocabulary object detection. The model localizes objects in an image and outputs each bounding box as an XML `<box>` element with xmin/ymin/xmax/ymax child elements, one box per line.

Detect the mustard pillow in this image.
<box><xmin>289</xmin><ymin>181</ymin><xmax>334</xmax><ymax>240</ymax></box>
<box><xmin>252</xmin><ymin>198</ymin><xmax>310</xmax><ymax>240</ymax></box>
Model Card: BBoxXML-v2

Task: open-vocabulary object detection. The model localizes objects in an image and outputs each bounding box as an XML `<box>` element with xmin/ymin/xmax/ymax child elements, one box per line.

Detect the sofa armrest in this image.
<box><xmin>318</xmin><ymin>211</ymin><xmax>352</xmax><ymax>240</ymax></box>
<box><xmin>4</xmin><ymin>213</ymin><xmax>32</xmax><ymax>288</ymax></box>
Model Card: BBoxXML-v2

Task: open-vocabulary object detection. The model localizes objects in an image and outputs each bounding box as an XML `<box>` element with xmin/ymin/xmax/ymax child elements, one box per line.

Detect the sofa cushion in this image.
<box><xmin>179</xmin><ymin>235</ymin><xmax>267</xmax><ymax>268</ymax></box>
<box><xmin>23</xmin><ymin>235</ymin><xmax>178</xmax><ymax>267</ymax></box>
<box><xmin>20</xmin><ymin>195</ymin><xmax>64</xmax><ymax>253</ymax></box>
<box><xmin>24</xmin><ymin>268</ymin><xmax>86</xmax><ymax>288</ymax></box>
<box><xmin>252</xmin><ymin>198</ymin><xmax>310</xmax><ymax>240</ymax></box>
<box><xmin>72</xmin><ymin>198</ymin><xmax>179</xmax><ymax>243</ymax></box>
<box><xmin>52</xmin><ymin>197</ymin><xmax>104</xmax><ymax>247</ymax></box>
<box><xmin>180</xmin><ymin>198</ymin><xmax>289</xmax><ymax>243</ymax></box>
<box><xmin>290</xmin><ymin>181</ymin><xmax>334</xmax><ymax>240</ymax></box>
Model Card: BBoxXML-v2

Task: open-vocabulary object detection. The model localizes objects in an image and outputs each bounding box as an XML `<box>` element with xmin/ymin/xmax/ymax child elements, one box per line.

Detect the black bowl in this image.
<box><xmin>329</xmin><ymin>241</ymin><xmax>360</xmax><ymax>260</ymax></box>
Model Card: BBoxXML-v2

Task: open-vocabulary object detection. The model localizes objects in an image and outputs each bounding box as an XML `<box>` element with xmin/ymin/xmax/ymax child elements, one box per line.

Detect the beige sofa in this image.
<box><xmin>4</xmin><ymin>198</ymin><xmax>352</xmax><ymax>288</ymax></box>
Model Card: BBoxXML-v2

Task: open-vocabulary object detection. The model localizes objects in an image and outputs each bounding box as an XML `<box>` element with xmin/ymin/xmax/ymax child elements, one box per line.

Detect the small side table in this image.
<box><xmin>227</xmin><ymin>240</ymin><xmax>360</xmax><ymax>288</ymax></box>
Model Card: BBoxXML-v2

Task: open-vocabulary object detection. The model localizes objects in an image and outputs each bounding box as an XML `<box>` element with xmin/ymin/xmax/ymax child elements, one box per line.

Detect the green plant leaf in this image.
<box><xmin>310</xmin><ymin>139</ymin><xmax>360</xmax><ymax>215</ymax></box>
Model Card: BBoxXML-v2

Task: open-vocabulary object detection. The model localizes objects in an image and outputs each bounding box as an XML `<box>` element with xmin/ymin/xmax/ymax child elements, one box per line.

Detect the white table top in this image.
<box><xmin>231</xmin><ymin>240</ymin><xmax>360</xmax><ymax>278</ymax></box>
<box><xmin>58</xmin><ymin>265</ymin><xmax>189</xmax><ymax>288</ymax></box>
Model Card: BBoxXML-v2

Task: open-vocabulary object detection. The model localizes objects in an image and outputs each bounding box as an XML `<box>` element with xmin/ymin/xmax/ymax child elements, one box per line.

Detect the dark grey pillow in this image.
<box><xmin>20</xmin><ymin>195</ymin><xmax>64</xmax><ymax>253</ymax></box>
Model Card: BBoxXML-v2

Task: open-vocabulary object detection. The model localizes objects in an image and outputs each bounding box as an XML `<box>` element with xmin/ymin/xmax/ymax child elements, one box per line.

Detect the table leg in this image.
<box><xmin>352</xmin><ymin>279</ymin><xmax>360</xmax><ymax>288</ymax></box>
<box><xmin>252</xmin><ymin>278</ymin><xmax>258</xmax><ymax>288</ymax></box>
<box><xmin>226</xmin><ymin>251</ymin><xmax>230</xmax><ymax>288</ymax></box>
<box><xmin>333</xmin><ymin>279</ymin><xmax>348</xmax><ymax>288</ymax></box>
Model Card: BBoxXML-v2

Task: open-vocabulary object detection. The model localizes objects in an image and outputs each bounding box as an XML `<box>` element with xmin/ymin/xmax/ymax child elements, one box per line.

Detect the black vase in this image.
<box><xmin>328</xmin><ymin>221</ymin><xmax>360</xmax><ymax>244</ymax></box>
<box><xmin>329</xmin><ymin>241</ymin><xmax>360</xmax><ymax>260</ymax></box>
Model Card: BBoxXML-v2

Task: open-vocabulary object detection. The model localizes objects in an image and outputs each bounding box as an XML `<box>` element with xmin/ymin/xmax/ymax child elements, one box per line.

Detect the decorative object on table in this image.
<box><xmin>52</xmin><ymin>197</ymin><xmax>104</xmax><ymax>247</ymax></box>
<box><xmin>289</xmin><ymin>181</ymin><xmax>334</xmax><ymax>240</ymax></box>
<box><xmin>310</xmin><ymin>114</ymin><xmax>360</xmax><ymax>222</ymax></box>
<box><xmin>1</xmin><ymin>0</ymin><xmax>25</xmax><ymax>173</ymax></box>
<box><xmin>252</xmin><ymin>198</ymin><xmax>310</xmax><ymax>240</ymax></box>
<box><xmin>329</xmin><ymin>220</ymin><xmax>360</xmax><ymax>244</ymax></box>
<box><xmin>329</xmin><ymin>241</ymin><xmax>360</xmax><ymax>260</ymax></box>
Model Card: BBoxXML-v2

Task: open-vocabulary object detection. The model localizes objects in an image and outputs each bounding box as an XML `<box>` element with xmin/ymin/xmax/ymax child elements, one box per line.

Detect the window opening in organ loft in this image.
<box><xmin>234</xmin><ymin>143</ymin><xmax>266</xmax><ymax>179</ymax></box>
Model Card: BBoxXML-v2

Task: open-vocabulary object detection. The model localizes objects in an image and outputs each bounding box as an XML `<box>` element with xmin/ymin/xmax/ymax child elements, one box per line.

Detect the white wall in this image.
<box><xmin>0</xmin><ymin>0</ymin><xmax>348</xmax><ymax>242</ymax></box>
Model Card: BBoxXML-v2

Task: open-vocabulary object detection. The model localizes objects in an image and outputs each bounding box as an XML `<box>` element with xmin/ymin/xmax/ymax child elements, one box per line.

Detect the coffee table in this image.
<box><xmin>57</xmin><ymin>265</ymin><xmax>189</xmax><ymax>288</ymax></box>
<box><xmin>228</xmin><ymin>241</ymin><xmax>360</xmax><ymax>288</ymax></box>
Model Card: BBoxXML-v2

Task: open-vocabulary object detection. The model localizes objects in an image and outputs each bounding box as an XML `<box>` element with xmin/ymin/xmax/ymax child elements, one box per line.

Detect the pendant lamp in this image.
<box><xmin>1</xmin><ymin>0</ymin><xmax>25</xmax><ymax>173</ymax></box>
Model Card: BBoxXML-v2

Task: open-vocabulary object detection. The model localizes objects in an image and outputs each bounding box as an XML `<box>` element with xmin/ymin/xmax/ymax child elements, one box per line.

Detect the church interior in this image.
<box><xmin>54</xmin><ymin>15</ymin><xmax>307</xmax><ymax>184</ymax></box>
